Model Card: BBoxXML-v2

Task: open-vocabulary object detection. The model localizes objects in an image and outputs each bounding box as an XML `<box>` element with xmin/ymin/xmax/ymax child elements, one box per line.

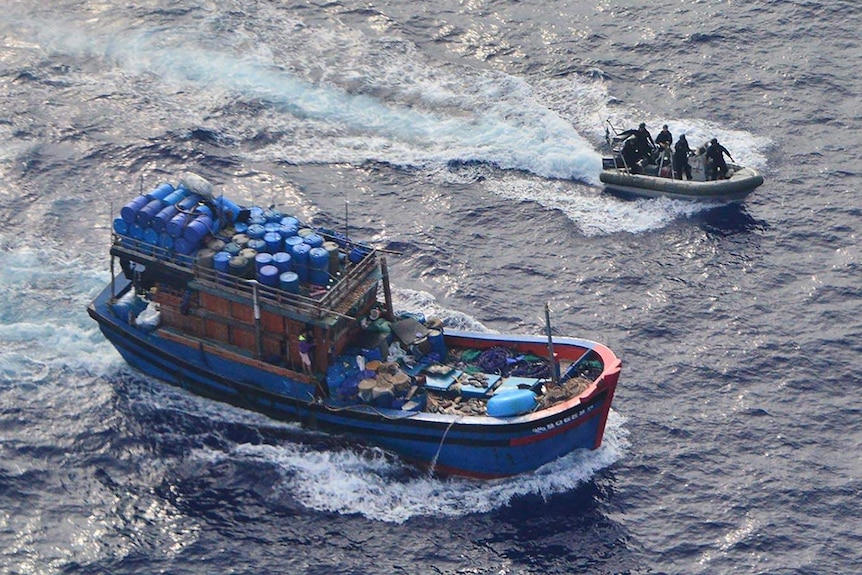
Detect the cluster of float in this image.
<box><xmin>112</xmin><ymin>176</ymin><xmax>367</xmax><ymax>293</ymax></box>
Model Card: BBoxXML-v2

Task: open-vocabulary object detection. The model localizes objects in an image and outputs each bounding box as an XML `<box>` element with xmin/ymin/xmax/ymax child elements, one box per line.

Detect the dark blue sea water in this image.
<box><xmin>2</xmin><ymin>1</ymin><xmax>861</xmax><ymax>573</ymax></box>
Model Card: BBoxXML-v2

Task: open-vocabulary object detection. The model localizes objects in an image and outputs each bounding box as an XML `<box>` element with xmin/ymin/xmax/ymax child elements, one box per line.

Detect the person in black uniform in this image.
<box><xmin>617</xmin><ymin>122</ymin><xmax>656</xmax><ymax>164</ymax></box>
<box><xmin>656</xmin><ymin>125</ymin><xmax>673</xmax><ymax>148</ymax></box>
<box><xmin>706</xmin><ymin>138</ymin><xmax>733</xmax><ymax>180</ymax></box>
<box><xmin>673</xmin><ymin>134</ymin><xmax>693</xmax><ymax>180</ymax></box>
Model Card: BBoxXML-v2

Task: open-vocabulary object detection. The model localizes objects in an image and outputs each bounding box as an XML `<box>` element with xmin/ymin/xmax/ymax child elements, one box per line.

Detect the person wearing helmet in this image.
<box><xmin>706</xmin><ymin>138</ymin><xmax>734</xmax><ymax>180</ymax></box>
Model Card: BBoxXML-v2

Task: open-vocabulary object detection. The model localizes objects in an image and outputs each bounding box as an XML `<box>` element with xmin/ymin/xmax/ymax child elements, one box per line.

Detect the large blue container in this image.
<box><xmin>151</xmin><ymin>205</ymin><xmax>179</xmax><ymax>233</ymax></box>
<box><xmin>166</xmin><ymin>212</ymin><xmax>191</xmax><ymax>238</ymax></box>
<box><xmin>233</xmin><ymin>221</ymin><xmax>248</xmax><ymax>234</ymax></box>
<box><xmin>279</xmin><ymin>271</ymin><xmax>300</xmax><ymax>294</ymax></box>
<box><xmin>264</xmin><ymin>208</ymin><xmax>283</xmax><ymax>223</ymax></box>
<box><xmin>215</xmin><ymin>196</ymin><xmax>240</xmax><ymax>224</ymax></box>
<box><xmin>308</xmin><ymin>247</ymin><xmax>329</xmax><ymax>270</ymax></box>
<box><xmin>254</xmin><ymin>252</ymin><xmax>273</xmax><ymax>273</ymax></box>
<box><xmin>280</xmin><ymin>216</ymin><xmax>300</xmax><ymax>229</ymax></box>
<box><xmin>183</xmin><ymin>214</ymin><xmax>214</xmax><ymax>246</ymax></box>
<box><xmin>113</xmin><ymin>218</ymin><xmax>128</xmax><ymax>235</ymax></box>
<box><xmin>213</xmin><ymin>251</ymin><xmax>231</xmax><ymax>277</ymax></box>
<box><xmin>257</xmin><ymin>264</ymin><xmax>280</xmax><ymax>287</ymax></box>
<box><xmin>279</xmin><ymin>223</ymin><xmax>299</xmax><ymax>238</ymax></box>
<box><xmin>177</xmin><ymin>194</ymin><xmax>201</xmax><ymax>212</ymax></box>
<box><xmin>129</xmin><ymin>223</ymin><xmax>144</xmax><ymax>240</ymax></box>
<box><xmin>264</xmin><ymin>231</ymin><xmax>282</xmax><ymax>254</ymax></box>
<box><xmin>135</xmin><ymin>198</ymin><xmax>165</xmax><ymax>227</ymax></box>
<box><xmin>158</xmin><ymin>233</ymin><xmax>174</xmax><ymax>250</ymax></box>
<box><xmin>303</xmin><ymin>233</ymin><xmax>324</xmax><ymax>248</ymax></box>
<box><xmin>162</xmin><ymin>188</ymin><xmax>188</xmax><ymax>206</ymax></box>
<box><xmin>486</xmin><ymin>389</ymin><xmax>538</xmax><ymax>418</ymax></box>
<box><xmin>249</xmin><ymin>213</ymin><xmax>267</xmax><ymax>227</ymax></box>
<box><xmin>272</xmin><ymin>252</ymin><xmax>292</xmax><ymax>273</ymax></box>
<box><xmin>264</xmin><ymin>222</ymin><xmax>280</xmax><ymax>234</ymax></box>
<box><xmin>428</xmin><ymin>329</ymin><xmax>447</xmax><ymax>359</ymax></box>
<box><xmin>174</xmin><ymin>237</ymin><xmax>196</xmax><ymax>255</ymax></box>
<box><xmin>284</xmin><ymin>235</ymin><xmax>304</xmax><ymax>250</ymax></box>
<box><xmin>247</xmin><ymin>223</ymin><xmax>266</xmax><ymax>240</ymax></box>
<box><xmin>309</xmin><ymin>269</ymin><xmax>329</xmax><ymax>286</ymax></box>
<box><xmin>120</xmin><ymin>195</ymin><xmax>150</xmax><ymax>224</ymax></box>
<box><xmin>349</xmin><ymin>246</ymin><xmax>371</xmax><ymax>263</ymax></box>
<box><xmin>291</xmin><ymin>242</ymin><xmax>310</xmax><ymax>283</ymax></box>
<box><xmin>147</xmin><ymin>182</ymin><xmax>175</xmax><ymax>201</ymax></box>
<box><xmin>143</xmin><ymin>227</ymin><xmax>159</xmax><ymax>246</ymax></box>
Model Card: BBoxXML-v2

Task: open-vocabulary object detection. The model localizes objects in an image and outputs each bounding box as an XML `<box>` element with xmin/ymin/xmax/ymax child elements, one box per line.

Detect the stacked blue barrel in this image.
<box><xmin>116</xmin><ymin>179</ymin><xmax>363</xmax><ymax>296</ymax></box>
<box><xmin>114</xmin><ymin>181</ymin><xmax>239</xmax><ymax>258</ymax></box>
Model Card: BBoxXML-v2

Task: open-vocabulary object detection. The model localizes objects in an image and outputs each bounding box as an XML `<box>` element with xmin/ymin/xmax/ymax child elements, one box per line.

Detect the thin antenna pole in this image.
<box><xmin>545</xmin><ymin>302</ymin><xmax>558</xmax><ymax>384</ymax></box>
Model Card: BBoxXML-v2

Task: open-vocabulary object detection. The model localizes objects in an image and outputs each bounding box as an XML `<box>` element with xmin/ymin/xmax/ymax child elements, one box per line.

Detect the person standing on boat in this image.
<box><xmin>298</xmin><ymin>331</ymin><xmax>314</xmax><ymax>375</ymax></box>
<box><xmin>707</xmin><ymin>138</ymin><xmax>734</xmax><ymax>180</ymax></box>
<box><xmin>656</xmin><ymin>125</ymin><xmax>673</xmax><ymax>148</ymax></box>
<box><xmin>617</xmin><ymin>122</ymin><xmax>655</xmax><ymax>164</ymax></box>
<box><xmin>673</xmin><ymin>134</ymin><xmax>694</xmax><ymax>180</ymax></box>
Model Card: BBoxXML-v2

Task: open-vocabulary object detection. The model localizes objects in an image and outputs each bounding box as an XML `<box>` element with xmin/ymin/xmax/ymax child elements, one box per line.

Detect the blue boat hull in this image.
<box><xmin>90</xmin><ymin>277</ymin><xmax>619</xmax><ymax>479</ymax></box>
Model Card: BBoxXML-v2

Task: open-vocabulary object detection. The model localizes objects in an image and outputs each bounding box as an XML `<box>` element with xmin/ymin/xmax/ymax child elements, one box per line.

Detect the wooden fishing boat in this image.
<box><xmin>88</xmin><ymin>174</ymin><xmax>622</xmax><ymax>479</ymax></box>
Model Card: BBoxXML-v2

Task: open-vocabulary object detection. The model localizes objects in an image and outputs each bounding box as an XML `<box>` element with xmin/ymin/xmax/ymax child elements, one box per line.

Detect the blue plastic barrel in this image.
<box><xmin>348</xmin><ymin>245</ymin><xmax>371</xmax><ymax>263</ymax></box>
<box><xmin>428</xmin><ymin>329</ymin><xmax>447</xmax><ymax>358</ymax></box>
<box><xmin>213</xmin><ymin>251</ymin><xmax>231</xmax><ymax>277</ymax></box>
<box><xmin>272</xmin><ymin>252</ymin><xmax>292</xmax><ymax>273</ymax></box>
<box><xmin>162</xmin><ymin>188</ymin><xmax>187</xmax><ymax>206</ymax></box>
<box><xmin>120</xmin><ymin>195</ymin><xmax>150</xmax><ymax>224</ymax></box>
<box><xmin>280</xmin><ymin>216</ymin><xmax>300</xmax><ymax>229</ymax></box>
<box><xmin>279</xmin><ymin>223</ymin><xmax>299</xmax><ymax>238</ymax></box>
<box><xmin>177</xmin><ymin>195</ymin><xmax>201</xmax><ymax>212</ymax></box>
<box><xmin>291</xmin><ymin>242</ymin><xmax>310</xmax><ymax>282</ymax></box>
<box><xmin>279</xmin><ymin>271</ymin><xmax>300</xmax><ymax>293</ymax></box>
<box><xmin>182</xmin><ymin>214</ymin><xmax>214</xmax><ymax>246</ymax></box>
<box><xmin>113</xmin><ymin>218</ymin><xmax>128</xmax><ymax>235</ymax></box>
<box><xmin>151</xmin><ymin>205</ymin><xmax>179</xmax><ymax>233</ymax></box>
<box><xmin>247</xmin><ymin>223</ymin><xmax>265</xmax><ymax>240</ymax></box>
<box><xmin>486</xmin><ymin>389</ymin><xmax>538</xmax><ymax>418</ymax></box>
<box><xmin>284</xmin><ymin>235</ymin><xmax>304</xmax><ymax>250</ymax></box>
<box><xmin>158</xmin><ymin>233</ymin><xmax>174</xmax><ymax>250</ymax></box>
<box><xmin>249</xmin><ymin>213</ymin><xmax>267</xmax><ymax>227</ymax></box>
<box><xmin>264</xmin><ymin>231</ymin><xmax>282</xmax><ymax>254</ymax></box>
<box><xmin>129</xmin><ymin>223</ymin><xmax>144</xmax><ymax>240</ymax></box>
<box><xmin>233</xmin><ymin>221</ymin><xmax>248</xmax><ymax>234</ymax></box>
<box><xmin>264</xmin><ymin>222</ymin><xmax>280</xmax><ymax>234</ymax></box>
<box><xmin>308</xmin><ymin>247</ymin><xmax>329</xmax><ymax>270</ymax></box>
<box><xmin>193</xmin><ymin>204</ymin><xmax>213</xmax><ymax>220</ymax></box>
<box><xmin>135</xmin><ymin>199</ymin><xmax>165</xmax><ymax>227</ymax></box>
<box><xmin>264</xmin><ymin>208</ymin><xmax>283</xmax><ymax>223</ymax></box>
<box><xmin>309</xmin><ymin>269</ymin><xmax>329</xmax><ymax>286</ymax></box>
<box><xmin>143</xmin><ymin>227</ymin><xmax>159</xmax><ymax>246</ymax></box>
<box><xmin>257</xmin><ymin>264</ymin><xmax>280</xmax><ymax>287</ymax></box>
<box><xmin>254</xmin><ymin>252</ymin><xmax>273</xmax><ymax>273</ymax></box>
<box><xmin>167</xmin><ymin>212</ymin><xmax>191</xmax><ymax>238</ymax></box>
<box><xmin>215</xmin><ymin>196</ymin><xmax>240</xmax><ymax>224</ymax></box>
<box><xmin>303</xmin><ymin>233</ymin><xmax>324</xmax><ymax>248</ymax></box>
<box><xmin>147</xmin><ymin>182</ymin><xmax>175</xmax><ymax>201</ymax></box>
<box><xmin>174</xmin><ymin>237</ymin><xmax>196</xmax><ymax>255</ymax></box>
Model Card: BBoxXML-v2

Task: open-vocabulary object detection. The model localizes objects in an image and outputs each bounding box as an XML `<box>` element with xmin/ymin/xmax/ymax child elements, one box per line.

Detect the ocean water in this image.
<box><xmin>1</xmin><ymin>1</ymin><xmax>861</xmax><ymax>573</ymax></box>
